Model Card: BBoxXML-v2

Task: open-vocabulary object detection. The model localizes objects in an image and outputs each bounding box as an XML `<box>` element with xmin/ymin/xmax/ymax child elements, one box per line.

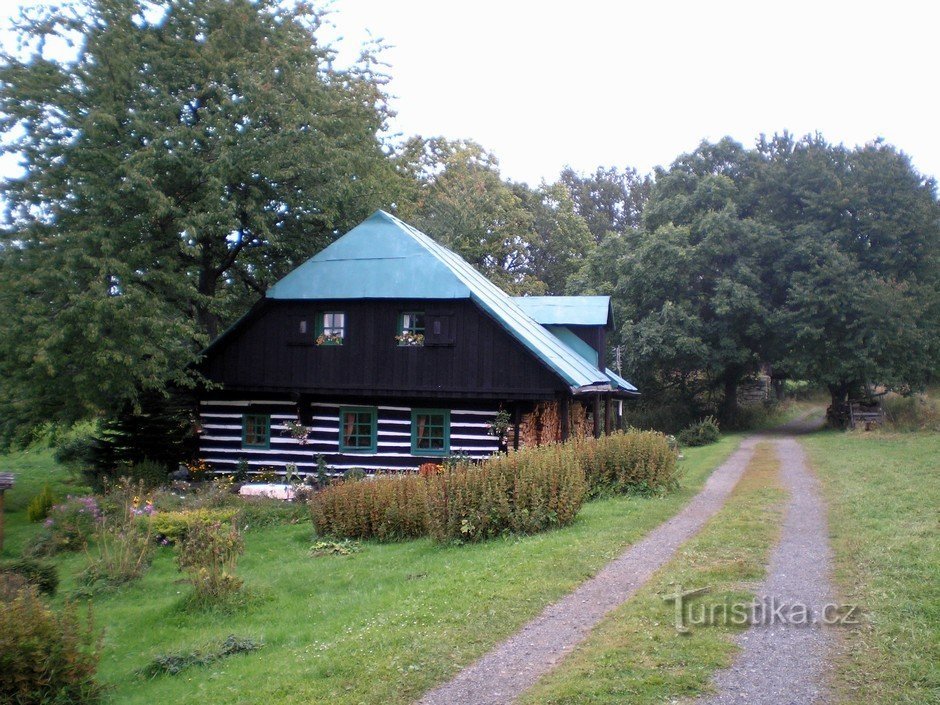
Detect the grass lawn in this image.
<box><xmin>518</xmin><ymin>442</ymin><xmax>786</xmax><ymax>704</ymax></box>
<box><xmin>802</xmin><ymin>430</ymin><xmax>940</xmax><ymax>705</ymax></box>
<box><xmin>1</xmin><ymin>437</ymin><xmax>742</xmax><ymax>704</ymax></box>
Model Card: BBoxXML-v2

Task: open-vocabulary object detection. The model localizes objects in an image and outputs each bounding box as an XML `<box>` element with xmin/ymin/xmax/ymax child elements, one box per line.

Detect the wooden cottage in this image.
<box><xmin>197</xmin><ymin>211</ymin><xmax>638</xmax><ymax>474</ymax></box>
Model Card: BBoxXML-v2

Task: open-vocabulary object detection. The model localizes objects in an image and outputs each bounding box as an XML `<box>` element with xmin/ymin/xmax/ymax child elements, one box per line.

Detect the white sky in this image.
<box><xmin>2</xmin><ymin>0</ymin><xmax>938</xmax><ymax>186</ymax></box>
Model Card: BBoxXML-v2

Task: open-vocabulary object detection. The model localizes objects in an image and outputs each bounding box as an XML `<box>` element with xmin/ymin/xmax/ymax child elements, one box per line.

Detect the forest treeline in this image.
<box><xmin>1</xmin><ymin>0</ymin><xmax>938</xmax><ymax>442</ymax></box>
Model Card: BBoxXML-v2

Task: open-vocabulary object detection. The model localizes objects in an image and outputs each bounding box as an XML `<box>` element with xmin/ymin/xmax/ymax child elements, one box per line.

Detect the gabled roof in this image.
<box><xmin>263</xmin><ymin>210</ymin><xmax>636</xmax><ymax>394</ymax></box>
<box><xmin>545</xmin><ymin>325</ymin><xmax>638</xmax><ymax>394</ymax></box>
<box><xmin>513</xmin><ymin>296</ymin><xmax>613</xmax><ymax>328</ymax></box>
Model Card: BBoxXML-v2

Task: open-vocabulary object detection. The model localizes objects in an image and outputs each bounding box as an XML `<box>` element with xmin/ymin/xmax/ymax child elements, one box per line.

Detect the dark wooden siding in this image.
<box><xmin>198</xmin><ymin>398</ymin><xmax>500</xmax><ymax>473</ymax></box>
<box><xmin>202</xmin><ymin>299</ymin><xmax>567</xmax><ymax>399</ymax></box>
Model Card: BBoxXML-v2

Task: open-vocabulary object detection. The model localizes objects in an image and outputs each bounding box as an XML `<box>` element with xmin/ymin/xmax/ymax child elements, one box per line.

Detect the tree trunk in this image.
<box><xmin>827</xmin><ymin>382</ymin><xmax>850</xmax><ymax>428</ymax></box>
<box><xmin>196</xmin><ymin>266</ymin><xmax>220</xmax><ymax>340</ymax></box>
<box><xmin>720</xmin><ymin>376</ymin><xmax>739</xmax><ymax>424</ymax></box>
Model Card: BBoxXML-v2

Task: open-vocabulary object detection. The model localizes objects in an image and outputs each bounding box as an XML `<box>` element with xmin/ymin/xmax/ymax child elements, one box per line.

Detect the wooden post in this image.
<box><xmin>560</xmin><ymin>397</ymin><xmax>570</xmax><ymax>442</ymax></box>
<box><xmin>0</xmin><ymin>472</ymin><xmax>13</xmax><ymax>553</ymax></box>
<box><xmin>513</xmin><ymin>404</ymin><xmax>521</xmax><ymax>451</ymax></box>
<box><xmin>593</xmin><ymin>395</ymin><xmax>601</xmax><ymax>438</ymax></box>
<box><xmin>604</xmin><ymin>395</ymin><xmax>613</xmax><ymax>436</ymax></box>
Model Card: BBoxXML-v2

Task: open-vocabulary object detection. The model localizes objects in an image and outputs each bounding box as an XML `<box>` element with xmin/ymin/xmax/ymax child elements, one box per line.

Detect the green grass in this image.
<box><xmin>0</xmin><ymin>446</ymin><xmax>90</xmax><ymax>558</ymax></box>
<box><xmin>0</xmin><ymin>438</ymin><xmax>742</xmax><ymax>704</ymax></box>
<box><xmin>802</xmin><ymin>430</ymin><xmax>940</xmax><ymax>704</ymax></box>
<box><xmin>518</xmin><ymin>442</ymin><xmax>786</xmax><ymax>704</ymax></box>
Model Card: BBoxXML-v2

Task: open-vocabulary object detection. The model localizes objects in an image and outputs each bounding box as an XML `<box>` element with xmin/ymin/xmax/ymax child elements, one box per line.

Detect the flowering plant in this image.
<box><xmin>39</xmin><ymin>495</ymin><xmax>101</xmax><ymax>553</ymax></box>
<box><xmin>315</xmin><ymin>332</ymin><xmax>343</xmax><ymax>346</ymax></box>
<box><xmin>395</xmin><ymin>331</ymin><xmax>424</xmax><ymax>346</ymax></box>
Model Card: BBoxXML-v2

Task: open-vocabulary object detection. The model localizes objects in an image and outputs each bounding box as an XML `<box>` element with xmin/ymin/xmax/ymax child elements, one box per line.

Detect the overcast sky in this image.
<box><xmin>2</xmin><ymin>0</ymin><xmax>937</xmax><ymax>186</ymax></box>
<box><xmin>322</xmin><ymin>0</ymin><xmax>939</xmax><ymax>185</ymax></box>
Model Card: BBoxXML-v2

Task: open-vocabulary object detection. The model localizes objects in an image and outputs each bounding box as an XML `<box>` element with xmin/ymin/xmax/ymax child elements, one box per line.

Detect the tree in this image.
<box><xmin>559</xmin><ymin>165</ymin><xmax>652</xmax><ymax>242</ymax></box>
<box><xmin>0</xmin><ymin>0</ymin><xmax>403</xmax><ymax>433</ymax></box>
<box><xmin>512</xmin><ymin>182</ymin><xmax>594</xmax><ymax>295</ymax></box>
<box><xmin>617</xmin><ymin>139</ymin><xmax>775</xmax><ymax>419</ymax></box>
<box><xmin>396</xmin><ymin>137</ymin><xmax>545</xmax><ymax>294</ymax></box>
<box><xmin>757</xmin><ymin>135</ymin><xmax>940</xmax><ymax>415</ymax></box>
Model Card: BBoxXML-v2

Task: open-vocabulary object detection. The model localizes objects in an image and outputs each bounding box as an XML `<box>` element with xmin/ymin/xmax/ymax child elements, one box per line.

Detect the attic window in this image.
<box><xmin>316</xmin><ymin>312</ymin><xmax>345</xmax><ymax>345</ymax></box>
<box><xmin>397</xmin><ymin>312</ymin><xmax>425</xmax><ymax>346</ymax></box>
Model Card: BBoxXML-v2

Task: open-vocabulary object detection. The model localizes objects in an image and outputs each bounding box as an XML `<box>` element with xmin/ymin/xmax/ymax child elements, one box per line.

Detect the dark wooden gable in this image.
<box><xmin>201</xmin><ymin>298</ymin><xmax>568</xmax><ymax>400</ymax></box>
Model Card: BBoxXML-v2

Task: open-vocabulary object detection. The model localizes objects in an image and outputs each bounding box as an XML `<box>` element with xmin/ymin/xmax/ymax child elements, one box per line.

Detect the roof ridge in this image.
<box><xmin>380</xmin><ymin>212</ymin><xmax>611</xmax><ymax>391</ymax></box>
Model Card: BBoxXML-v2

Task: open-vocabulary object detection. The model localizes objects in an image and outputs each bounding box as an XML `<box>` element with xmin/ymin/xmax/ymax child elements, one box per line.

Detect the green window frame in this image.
<box><xmin>242</xmin><ymin>414</ymin><xmax>270</xmax><ymax>449</ymax></box>
<box><xmin>339</xmin><ymin>407</ymin><xmax>377</xmax><ymax>453</ymax></box>
<box><xmin>397</xmin><ymin>311</ymin><xmax>426</xmax><ymax>346</ymax></box>
<box><xmin>411</xmin><ymin>409</ymin><xmax>450</xmax><ymax>456</ymax></box>
<box><xmin>316</xmin><ymin>311</ymin><xmax>345</xmax><ymax>345</ymax></box>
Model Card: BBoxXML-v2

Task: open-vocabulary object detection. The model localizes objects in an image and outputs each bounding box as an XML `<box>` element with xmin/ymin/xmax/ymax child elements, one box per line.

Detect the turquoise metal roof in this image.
<box><xmin>546</xmin><ymin>325</ymin><xmax>598</xmax><ymax>367</ymax></box>
<box><xmin>264</xmin><ymin>210</ymin><xmax>635</xmax><ymax>393</ymax></box>
<box><xmin>546</xmin><ymin>325</ymin><xmax>638</xmax><ymax>394</ymax></box>
<box><xmin>513</xmin><ymin>296</ymin><xmax>612</xmax><ymax>327</ymax></box>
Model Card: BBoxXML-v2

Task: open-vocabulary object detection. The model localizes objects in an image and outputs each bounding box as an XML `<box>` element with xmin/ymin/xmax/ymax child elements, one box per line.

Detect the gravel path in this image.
<box><xmin>417</xmin><ymin>437</ymin><xmax>764</xmax><ymax>705</ymax></box>
<box><xmin>694</xmin><ymin>434</ymin><xmax>834</xmax><ymax>705</ymax></box>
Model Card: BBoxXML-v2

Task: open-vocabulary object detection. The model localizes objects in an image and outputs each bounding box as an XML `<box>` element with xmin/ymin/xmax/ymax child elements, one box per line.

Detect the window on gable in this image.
<box><xmin>339</xmin><ymin>407</ymin><xmax>376</xmax><ymax>452</ymax></box>
<box><xmin>316</xmin><ymin>311</ymin><xmax>345</xmax><ymax>345</ymax></box>
<box><xmin>397</xmin><ymin>312</ymin><xmax>425</xmax><ymax>346</ymax></box>
<box><xmin>425</xmin><ymin>313</ymin><xmax>455</xmax><ymax>346</ymax></box>
<box><xmin>411</xmin><ymin>409</ymin><xmax>450</xmax><ymax>455</ymax></box>
<box><xmin>242</xmin><ymin>414</ymin><xmax>270</xmax><ymax>449</ymax></box>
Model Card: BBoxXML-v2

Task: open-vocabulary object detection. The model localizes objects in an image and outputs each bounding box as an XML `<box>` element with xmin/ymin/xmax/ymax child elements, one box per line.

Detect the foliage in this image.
<box><xmin>81</xmin><ymin>480</ymin><xmax>155</xmax><ymax>588</ymax></box>
<box><xmin>397</xmin><ymin>138</ymin><xmax>547</xmax><ymax>294</ymax></box>
<box><xmin>426</xmin><ymin>444</ymin><xmax>586</xmax><ymax>542</ymax></box>
<box><xmin>881</xmin><ymin>391</ymin><xmax>940</xmax><ymax>432</ymax></box>
<box><xmin>151</xmin><ymin>508</ymin><xmax>238</xmax><ymax>544</ymax></box>
<box><xmin>310</xmin><ymin>474</ymin><xmax>429</xmax><ymax>541</ymax></box>
<box><xmin>343</xmin><ymin>468</ymin><xmax>367</xmax><ymax>482</ymax></box>
<box><xmin>175</xmin><ymin>521</ymin><xmax>245</xmax><ymax>604</ymax></box>
<box><xmin>0</xmin><ymin>0</ymin><xmax>404</xmax><ymax>436</ymax></box>
<box><xmin>0</xmin><ymin>438</ymin><xmax>737</xmax><ymax>704</ymax></box>
<box><xmin>572</xmin><ymin>430</ymin><xmax>680</xmax><ymax>497</ymax></box>
<box><xmin>54</xmin><ymin>432</ymin><xmax>101</xmax><ymax>470</ymax></box>
<box><xmin>676</xmin><ymin>416</ymin><xmax>721</xmax><ymax>447</ymax></box>
<box><xmin>26</xmin><ymin>483</ymin><xmax>55</xmax><ymax>522</ymax></box>
<box><xmin>24</xmin><ymin>495</ymin><xmax>101</xmax><ymax>556</ymax></box>
<box><xmin>140</xmin><ymin>635</ymin><xmax>262</xmax><ymax>678</ymax></box>
<box><xmin>89</xmin><ymin>391</ymin><xmax>196</xmax><ymax>483</ymax></box>
<box><xmin>0</xmin><ymin>587</ymin><xmax>103</xmax><ymax>705</ymax></box>
<box><xmin>309</xmin><ymin>540</ymin><xmax>363</xmax><ymax>557</ymax></box>
<box><xmin>0</xmin><ymin>558</ymin><xmax>59</xmax><ymax>596</ymax></box>
<box><xmin>558</xmin><ymin>165</ymin><xmax>652</xmax><ymax>242</ymax></box>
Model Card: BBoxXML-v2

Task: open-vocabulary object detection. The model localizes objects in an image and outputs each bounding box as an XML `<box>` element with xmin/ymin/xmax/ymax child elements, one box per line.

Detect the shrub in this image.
<box><xmin>81</xmin><ymin>481</ymin><xmax>155</xmax><ymax>588</ymax></box>
<box><xmin>24</xmin><ymin>495</ymin><xmax>101</xmax><ymax>556</ymax></box>
<box><xmin>676</xmin><ymin>416</ymin><xmax>721</xmax><ymax>447</ymax></box>
<box><xmin>310</xmin><ymin>474</ymin><xmax>429</xmax><ymax>541</ymax></box>
<box><xmin>426</xmin><ymin>444</ymin><xmax>586</xmax><ymax>542</ymax></box>
<box><xmin>27</xmin><ymin>484</ymin><xmax>56</xmax><ymax>523</ymax></box>
<box><xmin>0</xmin><ymin>587</ymin><xmax>103</xmax><ymax>705</ymax></box>
<box><xmin>123</xmin><ymin>458</ymin><xmax>171</xmax><ymax>488</ymax></box>
<box><xmin>176</xmin><ymin>521</ymin><xmax>245</xmax><ymax>604</ymax></box>
<box><xmin>883</xmin><ymin>392</ymin><xmax>940</xmax><ymax>432</ymax></box>
<box><xmin>573</xmin><ymin>430</ymin><xmax>680</xmax><ymax>497</ymax></box>
<box><xmin>0</xmin><ymin>559</ymin><xmax>59</xmax><ymax>596</ymax></box>
<box><xmin>140</xmin><ymin>635</ymin><xmax>262</xmax><ymax>678</ymax></box>
<box><xmin>54</xmin><ymin>432</ymin><xmax>100</xmax><ymax>468</ymax></box>
<box><xmin>151</xmin><ymin>507</ymin><xmax>239</xmax><ymax>544</ymax></box>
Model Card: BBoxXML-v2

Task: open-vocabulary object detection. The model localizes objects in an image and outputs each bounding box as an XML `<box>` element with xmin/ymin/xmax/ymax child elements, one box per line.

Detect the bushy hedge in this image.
<box><xmin>676</xmin><ymin>416</ymin><xmax>720</xmax><ymax>447</ymax></box>
<box><xmin>309</xmin><ymin>430</ymin><xmax>679</xmax><ymax>544</ymax></box>
<box><xmin>0</xmin><ymin>588</ymin><xmax>103</xmax><ymax>704</ymax></box>
<box><xmin>426</xmin><ymin>444</ymin><xmax>585</xmax><ymax>542</ymax></box>
<box><xmin>573</xmin><ymin>430</ymin><xmax>679</xmax><ymax>497</ymax></box>
<box><xmin>310</xmin><ymin>474</ymin><xmax>428</xmax><ymax>541</ymax></box>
